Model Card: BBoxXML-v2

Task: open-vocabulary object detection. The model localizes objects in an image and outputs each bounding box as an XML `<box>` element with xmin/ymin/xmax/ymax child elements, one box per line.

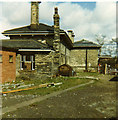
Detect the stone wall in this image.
<box><xmin>16</xmin><ymin>54</ymin><xmax>20</xmax><ymax>77</ymax></box>
<box><xmin>60</xmin><ymin>43</ymin><xmax>65</xmax><ymax>65</ymax></box>
<box><xmin>35</xmin><ymin>52</ymin><xmax>52</xmax><ymax>74</ymax></box>
<box><xmin>16</xmin><ymin>52</ymin><xmax>53</xmax><ymax>78</ymax></box>
<box><xmin>70</xmin><ymin>49</ymin><xmax>98</xmax><ymax>72</ymax></box>
<box><xmin>87</xmin><ymin>49</ymin><xmax>98</xmax><ymax>71</ymax></box>
<box><xmin>60</xmin><ymin>43</ymin><xmax>71</xmax><ymax>65</ymax></box>
<box><xmin>66</xmin><ymin>47</ymin><xmax>70</xmax><ymax>65</ymax></box>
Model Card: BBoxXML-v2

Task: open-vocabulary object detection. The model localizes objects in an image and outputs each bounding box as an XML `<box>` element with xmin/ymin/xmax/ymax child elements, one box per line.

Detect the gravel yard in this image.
<box><xmin>2</xmin><ymin>74</ymin><xmax>117</xmax><ymax>119</ymax></box>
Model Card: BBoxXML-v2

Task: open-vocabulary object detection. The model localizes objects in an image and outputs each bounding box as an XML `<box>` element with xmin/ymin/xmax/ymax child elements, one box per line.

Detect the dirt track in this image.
<box><xmin>2</xmin><ymin>74</ymin><xmax>117</xmax><ymax>119</ymax></box>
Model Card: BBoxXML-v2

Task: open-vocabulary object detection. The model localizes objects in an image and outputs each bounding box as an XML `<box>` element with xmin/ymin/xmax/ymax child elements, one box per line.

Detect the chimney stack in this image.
<box><xmin>53</xmin><ymin>7</ymin><xmax>60</xmax><ymax>52</ymax></box>
<box><xmin>67</xmin><ymin>30</ymin><xmax>75</xmax><ymax>43</ymax></box>
<box><xmin>53</xmin><ymin>7</ymin><xmax>61</xmax><ymax>72</ymax></box>
<box><xmin>31</xmin><ymin>1</ymin><xmax>41</xmax><ymax>30</ymax></box>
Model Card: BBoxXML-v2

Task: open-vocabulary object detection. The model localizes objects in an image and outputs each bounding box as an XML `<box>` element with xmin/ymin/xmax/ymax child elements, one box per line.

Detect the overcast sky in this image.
<box><xmin>0</xmin><ymin>1</ymin><xmax>116</xmax><ymax>43</ymax></box>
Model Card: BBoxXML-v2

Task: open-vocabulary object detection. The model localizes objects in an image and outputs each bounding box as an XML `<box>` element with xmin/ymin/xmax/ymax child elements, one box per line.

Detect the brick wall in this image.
<box><xmin>0</xmin><ymin>50</ymin><xmax>16</xmax><ymax>83</ymax></box>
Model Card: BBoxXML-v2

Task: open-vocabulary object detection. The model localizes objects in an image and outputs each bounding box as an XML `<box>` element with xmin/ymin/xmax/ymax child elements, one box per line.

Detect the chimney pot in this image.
<box><xmin>55</xmin><ymin>7</ymin><xmax>58</xmax><ymax>14</ymax></box>
<box><xmin>67</xmin><ymin>30</ymin><xmax>75</xmax><ymax>43</ymax></box>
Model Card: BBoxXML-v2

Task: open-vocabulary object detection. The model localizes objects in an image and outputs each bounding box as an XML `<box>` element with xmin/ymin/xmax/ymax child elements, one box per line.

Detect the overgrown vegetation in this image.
<box><xmin>13</xmin><ymin>77</ymin><xmax>90</xmax><ymax>95</ymax></box>
<box><xmin>2</xmin><ymin>72</ymin><xmax>100</xmax><ymax>96</ymax></box>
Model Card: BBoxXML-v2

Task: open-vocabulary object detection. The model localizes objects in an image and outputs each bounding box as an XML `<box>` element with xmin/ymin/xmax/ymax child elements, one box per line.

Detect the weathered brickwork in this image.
<box><xmin>0</xmin><ymin>50</ymin><xmax>16</xmax><ymax>83</ymax></box>
<box><xmin>70</xmin><ymin>49</ymin><xmax>98</xmax><ymax>72</ymax></box>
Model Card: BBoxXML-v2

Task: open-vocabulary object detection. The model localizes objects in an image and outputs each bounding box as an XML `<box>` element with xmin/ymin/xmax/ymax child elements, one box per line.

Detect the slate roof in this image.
<box><xmin>0</xmin><ymin>39</ymin><xmax>49</xmax><ymax>49</ymax></box>
<box><xmin>2</xmin><ymin>23</ymin><xmax>73</xmax><ymax>49</ymax></box>
<box><xmin>2</xmin><ymin>23</ymin><xmax>64</xmax><ymax>35</ymax></box>
<box><xmin>98</xmin><ymin>55</ymin><xmax>112</xmax><ymax>59</ymax></box>
<box><xmin>73</xmin><ymin>39</ymin><xmax>101</xmax><ymax>48</ymax></box>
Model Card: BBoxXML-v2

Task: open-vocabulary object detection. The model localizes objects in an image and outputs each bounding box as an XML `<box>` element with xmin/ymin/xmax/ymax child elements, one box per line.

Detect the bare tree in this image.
<box><xmin>95</xmin><ymin>34</ymin><xmax>106</xmax><ymax>46</ymax></box>
<box><xmin>95</xmin><ymin>34</ymin><xmax>106</xmax><ymax>56</ymax></box>
<box><xmin>112</xmin><ymin>38</ymin><xmax>118</xmax><ymax>70</ymax></box>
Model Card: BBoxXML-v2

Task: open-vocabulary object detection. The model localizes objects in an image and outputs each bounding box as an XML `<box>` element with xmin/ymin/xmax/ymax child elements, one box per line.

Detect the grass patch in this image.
<box><xmin>11</xmin><ymin>77</ymin><xmax>92</xmax><ymax>96</ymax></box>
<box><xmin>4</xmin><ymin>72</ymin><xmax>100</xmax><ymax>96</ymax></box>
<box><xmin>78</xmin><ymin>72</ymin><xmax>99</xmax><ymax>77</ymax></box>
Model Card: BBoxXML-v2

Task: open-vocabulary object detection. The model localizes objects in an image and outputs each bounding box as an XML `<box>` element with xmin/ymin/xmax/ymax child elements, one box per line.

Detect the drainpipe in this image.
<box><xmin>65</xmin><ymin>47</ymin><xmax>67</xmax><ymax>64</ymax></box>
<box><xmin>85</xmin><ymin>49</ymin><xmax>88</xmax><ymax>71</ymax></box>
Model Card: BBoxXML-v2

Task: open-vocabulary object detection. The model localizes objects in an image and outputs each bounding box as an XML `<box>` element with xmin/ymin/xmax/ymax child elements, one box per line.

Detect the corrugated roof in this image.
<box><xmin>73</xmin><ymin>39</ymin><xmax>101</xmax><ymax>48</ymax></box>
<box><xmin>0</xmin><ymin>39</ymin><xmax>50</xmax><ymax>49</ymax></box>
<box><xmin>2</xmin><ymin>23</ymin><xmax>64</xmax><ymax>34</ymax></box>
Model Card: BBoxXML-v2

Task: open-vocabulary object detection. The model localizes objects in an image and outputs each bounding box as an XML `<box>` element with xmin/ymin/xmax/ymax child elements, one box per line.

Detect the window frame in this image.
<box><xmin>20</xmin><ymin>55</ymin><xmax>35</xmax><ymax>71</ymax></box>
<box><xmin>9</xmin><ymin>55</ymin><xmax>13</xmax><ymax>63</ymax></box>
<box><xmin>0</xmin><ymin>54</ymin><xmax>2</xmax><ymax>63</ymax></box>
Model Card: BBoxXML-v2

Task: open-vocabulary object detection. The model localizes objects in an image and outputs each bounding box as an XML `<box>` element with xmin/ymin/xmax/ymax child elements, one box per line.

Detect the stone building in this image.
<box><xmin>1</xmin><ymin>2</ymin><xmax>100</xmax><ymax>82</ymax></box>
<box><xmin>70</xmin><ymin>39</ymin><xmax>101</xmax><ymax>72</ymax></box>
<box><xmin>2</xmin><ymin>2</ymin><xmax>73</xmax><ymax>79</ymax></box>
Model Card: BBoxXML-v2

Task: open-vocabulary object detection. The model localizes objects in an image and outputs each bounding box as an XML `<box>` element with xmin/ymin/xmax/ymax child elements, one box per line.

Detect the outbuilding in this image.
<box><xmin>0</xmin><ymin>46</ymin><xmax>17</xmax><ymax>83</ymax></box>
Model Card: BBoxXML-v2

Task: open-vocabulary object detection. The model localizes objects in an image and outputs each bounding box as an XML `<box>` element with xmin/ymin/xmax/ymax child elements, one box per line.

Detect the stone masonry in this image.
<box><xmin>1</xmin><ymin>2</ymin><xmax>101</xmax><ymax>82</ymax></box>
<box><xmin>70</xmin><ymin>49</ymin><xmax>98</xmax><ymax>72</ymax></box>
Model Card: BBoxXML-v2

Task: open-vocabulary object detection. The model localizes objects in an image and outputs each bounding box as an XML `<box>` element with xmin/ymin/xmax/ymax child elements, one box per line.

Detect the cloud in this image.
<box><xmin>1</xmin><ymin>2</ymin><xmax>30</xmax><ymax>25</ymax></box>
<box><xmin>39</xmin><ymin>2</ymin><xmax>56</xmax><ymax>24</ymax></box>
<box><xmin>0</xmin><ymin>2</ymin><xmax>31</xmax><ymax>39</ymax></box>
<box><xmin>56</xmin><ymin>2</ymin><xmax>116</xmax><ymax>41</ymax></box>
<box><xmin>0</xmin><ymin>1</ymin><xmax>116</xmax><ymax>43</ymax></box>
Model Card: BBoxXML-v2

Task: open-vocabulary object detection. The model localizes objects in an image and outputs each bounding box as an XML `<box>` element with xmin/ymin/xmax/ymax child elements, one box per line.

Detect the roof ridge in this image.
<box><xmin>1</xmin><ymin>39</ymin><xmax>34</xmax><ymax>41</ymax></box>
<box><xmin>74</xmin><ymin>39</ymin><xmax>100</xmax><ymax>45</ymax></box>
<box><xmin>3</xmin><ymin>25</ymin><xmax>30</xmax><ymax>33</ymax></box>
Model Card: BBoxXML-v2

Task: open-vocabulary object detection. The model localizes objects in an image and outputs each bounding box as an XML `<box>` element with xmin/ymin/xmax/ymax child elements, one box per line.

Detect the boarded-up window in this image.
<box><xmin>0</xmin><ymin>55</ymin><xmax>2</xmax><ymax>62</ymax></box>
<box><xmin>9</xmin><ymin>55</ymin><xmax>13</xmax><ymax>63</ymax></box>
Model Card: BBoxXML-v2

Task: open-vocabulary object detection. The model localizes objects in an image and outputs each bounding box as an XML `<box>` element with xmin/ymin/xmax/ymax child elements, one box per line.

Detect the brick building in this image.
<box><xmin>1</xmin><ymin>2</ymin><xmax>101</xmax><ymax>82</ymax></box>
<box><xmin>0</xmin><ymin>46</ymin><xmax>17</xmax><ymax>83</ymax></box>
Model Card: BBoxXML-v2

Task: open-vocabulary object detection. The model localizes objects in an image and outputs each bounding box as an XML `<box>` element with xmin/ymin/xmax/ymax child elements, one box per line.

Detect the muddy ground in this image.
<box><xmin>2</xmin><ymin>74</ymin><xmax>117</xmax><ymax>119</ymax></box>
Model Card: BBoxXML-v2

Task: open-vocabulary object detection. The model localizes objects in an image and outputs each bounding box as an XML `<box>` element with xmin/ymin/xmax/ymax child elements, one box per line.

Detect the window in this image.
<box><xmin>9</xmin><ymin>55</ymin><xmax>13</xmax><ymax>63</ymax></box>
<box><xmin>20</xmin><ymin>55</ymin><xmax>35</xmax><ymax>70</ymax></box>
<box><xmin>26</xmin><ymin>55</ymin><xmax>31</xmax><ymax>61</ymax></box>
<box><xmin>0</xmin><ymin>55</ymin><xmax>2</xmax><ymax>63</ymax></box>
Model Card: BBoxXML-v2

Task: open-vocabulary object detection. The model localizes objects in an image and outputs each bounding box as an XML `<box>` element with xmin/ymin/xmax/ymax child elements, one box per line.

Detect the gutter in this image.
<box><xmin>18</xmin><ymin>49</ymin><xmax>54</xmax><ymax>52</ymax></box>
